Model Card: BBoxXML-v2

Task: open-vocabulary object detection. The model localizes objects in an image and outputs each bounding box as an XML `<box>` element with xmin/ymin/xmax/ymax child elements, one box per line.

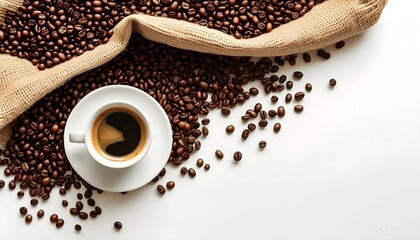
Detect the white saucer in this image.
<box><xmin>64</xmin><ymin>85</ymin><xmax>172</xmax><ymax>192</ymax></box>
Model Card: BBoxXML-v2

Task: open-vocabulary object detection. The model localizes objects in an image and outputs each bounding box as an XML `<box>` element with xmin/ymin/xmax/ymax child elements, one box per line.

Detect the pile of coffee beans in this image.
<box><xmin>0</xmin><ymin>0</ymin><xmax>324</xmax><ymax>70</ymax></box>
<box><xmin>0</xmin><ymin>32</ymin><xmax>342</xmax><ymax>230</ymax></box>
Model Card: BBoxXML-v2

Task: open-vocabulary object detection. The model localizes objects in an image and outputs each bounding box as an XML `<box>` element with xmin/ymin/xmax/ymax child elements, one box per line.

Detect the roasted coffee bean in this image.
<box><xmin>17</xmin><ymin>191</ymin><xmax>24</xmax><ymax>198</ymax></box>
<box><xmin>241</xmin><ymin>114</ymin><xmax>251</xmax><ymax>121</ymax></box>
<box><xmin>0</xmin><ymin>180</ymin><xmax>5</xmax><ymax>188</ymax></box>
<box><xmin>271</xmin><ymin>96</ymin><xmax>279</xmax><ymax>103</ymax></box>
<box><xmin>84</xmin><ymin>189</ymin><xmax>93</xmax><ymax>198</ymax></box>
<box><xmin>286</xmin><ymin>81</ymin><xmax>293</xmax><ymax>90</ymax></box>
<box><xmin>293</xmin><ymin>71</ymin><xmax>304</xmax><ymax>79</ymax></box>
<box><xmin>180</xmin><ymin>167</ymin><xmax>188</xmax><ymax>175</ymax></box>
<box><xmin>25</xmin><ymin>214</ymin><xmax>33</xmax><ymax>223</ymax></box>
<box><xmin>247</xmin><ymin>123</ymin><xmax>256</xmax><ymax>131</ymax></box>
<box><xmin>277</xmin><ymin>106</ymin><xmax>286</xmax><ymax>117</ymax></box>
<box><xmin>166</xmin><ymin>181</ymin><xmax>175</xmax><ymax>189</ymax></box>
<box><xmin>274</xmin><ymin>123</ymin><xmax>281</xmax><ymax>132</ymax></box>
<box><xmin>336</xmin><ymin>41</ymin><xmax>346</xmax><ymax>49</ymax></box>
<box><xmin>242</xmin><ymin>129</ymin><xmax>250</xmax><ymax>140</ymax></box>
<box><xmin>204</xmin><ymin>164</ymin><xmax>210</xmax><ymax>170</ymax></box>
<box><xmin>259</xmin><ymin>141</ymin><xmax>267</xmax><ymax>149</ymax></box>
<box><xmin>87</xmin><ymin>198</ymin><xmax>96</xmax><ymax>207</ymax></box>
<box><xmin>260</xmin><ymin>111</ymin><xmax>268</xmax><ymax>119</ymax></box>
<box><xmin>303</xmin><ymin>53</ymin><xmax>312</xmax><ymax>63</ymax></box>
<box><xmin>77</xmin><ymin>193</ymin><xmax>83</xmax><ymax>200</ymax></box>
<box><xmin>8</xmin><ymin>180</ymin><xmax>16</xmax><ymax>190</ymax></box>
<box><xmin>37</xmin><ymin>210</ymin><xmax>45</xmax><ymax>218</ymax></box>
<box><xmin>254</xmin><ymin>103</ymin><xmax>262</xmax><ymax>113</ymax></box>
<box><xmin>249</xmin><ymin>88</ymin><xmax>259</xmax><ymax>96</ymax></box>
<box><xmin>305</xmin><ymin>83</ymin><xmax>313</xmax><ymax>92</ymax></box>
<box><xmin>62</xmin><ymin>200</ymin><xmax>68</xmax><ymax>207</ymax></box>
<box><xmin>20</xmin><ymin>207</ymin><xmax>28</xmax><ymax>216</ymax></box>
<box><xmin>56</xmin><ymin>219</ymin><xmax>65</xmax><ymax>228</ymax></box>
<box><xmin>79</xmin><ymin>212</ymin><xmax>88</xmax><ymax>220</ymax></box>
<box><xmin>202</xmin><ymin>126</ymin><xmax>209</xmax><ymax>136</ymax></box>
<box><xmin>294</xmin><ymin>105</ymin><xmax>304</xmax><ymax>113</ymax></box>
<box><xmin>70</xmin><ymin>208</ymin><xmax>79</xmax><ymax>216</ymax></box>
<box><xmin>259</xmin><ymin>120</ymin><xmax>268</xmax><ymax>128</ymax></box>
<box><xmin>221</xmin><ymin>107</ymin><xmax>231</xmax><ymax>115</ymax></box>
<box><xmin>114</xmin><ymin>221</ymin><xmax>123</xmax><ymax>230</ymax></box>
<box><xmin>159</xmin><ymin>168</ymin><xmax>166</xmax><ymax>177</ymax></box>
<box><xmin>95</xmin><ymin>206</ymin><xmax>102</xmax><ymax>215</ymax></box>
<box><xmin>215</xmin><ymin>150</ymin><xmax>224</xmax><ymax>159</ymax></box>
<box><xmin>268</xmin><ymin>110</ymin><xmax>277</xmax><ymax>117</ymax></box>
<box><xmin>226</xmin><ymin>125</ymin><xmax>235</xmax><ymax>133</ymax></box>
<box><xmin>295</xmin><ymin>92</ymin><xmax>305</xmax><ymax>101</ymax></box>
<box><xmin>59</xmin><ymin>188</ymin><xmax>66</xmax><ymax>195</ymax></box>
<box><xmin>233</xmin><ymin>151</ymin><xmax>242</xmax><ymax>161</ymax></box>
<box><xmin>285</xmin><ymin>94</ymin><xmax>293</xmax><ymax>103</ymax></box>
<box><xmin>50</xmin><ymin>214</ymin><xmax>58</xmax><ymax>222</ymax></box>
<box><xmin>76</xmin><ymin>201</ymin><xmax>83</xmax><ymax>210</ymax></box>
<box><xmin>195</xmin><ymin>140</ymin><xmax>201</xmax><ymax>150</ymax></box>
<box><xmin>75</xmin><ymin>224</ymin><xmax>82</xmax><ymax>231</ymax></box>
<box><xmin>157</xmin><ymin>185</ymin><xmax>166</xmax><ymax>195</ymax></box>
<box><xmin>30</xmin><ymin>198</ymin><xmax>38</xmax><ymax>206</ymax></box>
<box><xmin>201</xmin><ymin>118</ymin><xmax>210</xmax><ymax>125</ymax></box>
<box><xmin>188</xmin><ymin>168</ymin><xmax>196</xmax><ymax>177</ymax></box>
<box><xmin>90</xmin><ymin>211</ymin><xmax>98</xmax><ymax>218</ymax></box>
<box><xmin>196</xmin><ymin>158</ymin><xmax>204</xmax><ymax>167</ymax></box>
<box><xmin>329</xmin><ymin>78</ymin><xmax>337</xmax><ymax>87</ymax></box>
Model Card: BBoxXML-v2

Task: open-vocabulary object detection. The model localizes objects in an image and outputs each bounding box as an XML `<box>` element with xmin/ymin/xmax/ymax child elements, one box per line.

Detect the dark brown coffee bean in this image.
<box><xmin>188</xmin><ymin>168</ymin><xmax>196</xmax><ymax>177</ymax></box>
<box><xmin>30</xmin><ymin>198</ymin><xmax>38</xmax><ymax>206</ymax></box>
<box><xmin>305</xmin><ymin>83</ymin><xmax>313</xmax><ymax>92</ymax></box>
<box><xmin>195</xmin><ymin>140</ymin><xmax>201</xmax><ymax>151</ymax></box>
<box><xmin>196</xmin><ymin>158</ymin><xmax>204</xmax><ymax>167</ymax></box>
<box><xmin>8</xmin><ymin>180</ymin><xmax>16</xmax><ymax>190</ymax></box>
<box><xmin>254</xmin><ymin>103</ymin><xmax>262</xmax><ymax>113</ymax></box>
<box><xmin>201</xmin><ymin>118</ymin><xmax>210</xmax><ymax>125</ymax></box>
<box><xmin>204</xmin><ymin>164</ymin><xmax>210</xmax><ymax>170</ymax></box>
<box><xmin>268</xmin><ymin>110</ymin><xmax>277</xmax><ymax>117</ymax></box>
<box><xmin>77</xmin><ymin>193</ymin><xmax>83</xmax><ymax>200</ymax></box>
<box><xmin>37</xmin><ymin>210</ymin><xmax>45</xmax><ymax>218</ymax></box>
<box><xmin>259</xmin><ymin>120</ymin><xmax>268</xmax><ymax>128</ymax></box>
<box><xmin>259</xmin><ymin>141</ymin><xmax>267</xmax><ymax>149</ymax></box>
<box><xmin>249</xmin><ymin>88</ymin><xmax>259</xmax><ymax>96</ymax></box>
<box><xmin>20</xmin><ymin>207</ymin><xmax>28</xmax><ymax>215</ymax></box>
<box><xmin>95</xmin><ymin>206</ymin><xmax>102</xmax><ymax>215</ymax></box>
<box><xmin>329</xmin><ymin>78</ymin><xmax>337</xmax><ymax>87</ymax></box>
<box><xmin>221</xmin><ymin>107</ymin><xmax>231</xmax><ymax>115</ymax></box>
<box><xmin>295</xmin><ymin>92</ymin><xmax>305</xmax><ymax>101</ymax></box>
<box><xmin>202</xmin><ymin>126</ymin><xmax>209</xmax><ymax>136</ymax></box>
<box><xmin>70</xmin><ymin>208</ymin><xmax>79</xmax><ymax>216</ymax></box>
<box><xmin>273</xmin><ymin>123</ymin><xmax>281</xmax><ymax>132</ymax></box>
<box><xmin>25</xmin><ymin>214</ymin><xmax>33</xmax><ymax>223</ymax></box>
<box><xmin>87</xmin><ymin>198</ymin><xmax>95</xmax><ymax>207</ymax></box>
<box><xmin>241</xmin><ymin>129</ymin><xmax>250</xmax><ymax>140</ymax></box>
<box><xmin>166</xmin><ymin>181</ymin><xmax>175</xmax><ymax>189</ymax></box>
<box><xmin>114</xmin><ymin>221</ymin><xmax>123</xmax><ymax>230</ymax></box>
<box><xmin>76</xmin><ymin>201</ymin><xmax>83</xmax><ymax>210</ymax></box>
<box><xmin>271</xmin><ymin>95</ymin><xmax>279</xmax><ymax>103</ymax></box>
<box><xmin>294</xmin><ymin>105</ymin><xmax>304</xmax><ymax>113</ymax></box>
<box><xmin>79</xmin><ymin>212</ymin><xmax>88</xmax><ymax>220</ymax></box>
<box><xmin>233</xmin><ymin>151</ymin><xmax>242</xmax><ymax>161</ymax></box>
<box><xmin>84</xmin><ymin>189</ymin><xmax>93</xmax><ymax>198</ymax></box>
<box><xmin>17</xmin><ymin>191</ymin><xmax>24</xmax><ymax>198</ymax></box>
<box><xmin>285</xmin><ymin>94</ymin><xmax>293</xmax><ymax>103</ymax></box>
<box><xmin>247</xmin><ymin>123</ymin><xmax>256</xmax><ymax>131</ymax></box>
<box><xmin>50</xmin><ymin>214</ymin><xmax>58</xmax><ymax>222</ymax></box>
<box><xmin>157</xmin><ymin>185</ymin><xmax>165</xmax><ymax>195</ymax></box>
<box><xmin>159</xmin><ymin>168</ymin><xmax>166</xmax><ymax>177</ymax></box>
<box><xmin>303</xmin><ymin>53</ymin><xmax>311</xmax><ymax>63</ymax></box>
<box><xmin>62</xmin><ymin>200</ymin><xmax>68</xmax><ymax>207</ymax></box>
<box><xmin>336</xmin><ymin>41</ymin><xmax>345</xmax><ymax>49</ymax></box>
<box><xmin>0</xmin><ymin>180</ymin><xmax>5</xmax><ymax>188</ymax></box>
<box><xmin>241</xmin><ymin>114</ymin><xmax>251</xmax><ymax>121</ymax></box>
<box><xmin>277</xmin><ymin>106</ymin><xmax>285</xmax><ymax>117</ymax></box>
<box><xmin>215</xmin><ymin>150</ymin><xmax>224</xmax><ymax>159</ymax></box>
<box><xmin>75</xmin><ymin>224</ymin><xmax>82</xmax><ymax>231</ymax></box>
<box><xmin>56</xmin><ymin>219</ymin><xmax>65</xmax><ymax>228</ymax></box>
<box><xmin>59</xmin><ymin>188</ymin><xmax>66</xmax><ymax>195</ymax></box>
<box><xmin>286</xmin><ymin>81</ymin><xmax>293</xmax><ymax>90</ymax></box>
<box><xmin>226</xmin><ymin>125</ymin><xmax>235</xmax><ymax>133</ymax></box>
<box><xmin>293</xmin><ymin>71</ymin><xmax>304</xmax><ymax>79</ymax></box>
<box><xmin>180</xmin><ymin>167</ymin><xmax>188</xmax><ymax>175</ymax></box>
<box><xmin>259</xmin><ymin>111</ymin><xmax>267</xmax><ymax>119</ymax></box>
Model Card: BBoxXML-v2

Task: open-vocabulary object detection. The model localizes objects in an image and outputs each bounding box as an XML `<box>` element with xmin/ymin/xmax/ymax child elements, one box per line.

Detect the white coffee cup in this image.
<box><xmin>69</xmin><ymin>101</ymin><xmax>152</xmax><ymax>169</ymax></box>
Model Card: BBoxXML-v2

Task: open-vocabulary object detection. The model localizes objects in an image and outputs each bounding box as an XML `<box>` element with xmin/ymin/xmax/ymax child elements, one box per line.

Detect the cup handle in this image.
<box><xmin>69</xmin><ymin>132</ymin><xmax>85</xmax><ymax>143</ymax></box>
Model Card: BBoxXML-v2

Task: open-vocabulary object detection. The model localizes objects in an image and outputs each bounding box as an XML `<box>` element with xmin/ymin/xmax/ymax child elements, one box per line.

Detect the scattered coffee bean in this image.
<box><xmin>37</xmin><ymin>210</ymin><xmax>45</xmax><ymax>218</ymax></box>
<box><xmin>215</xmin><ymin>150</ymin><xmax>224</xmax><ymax>159</ymax></box>
<box><xmin>19</xmin><ymin>207</ymin><xmax>28</xmax><ymax>216</ymax></box>
<box><xmin>157</xmin><ymin>185</ymin><xmax>166</xmax><ymax>195</ymax></box>
<box><xmin>294</xmin><ymin>105</ymin><xmax>304</xmax><ymax>113</ymax></box>
<box><xmin>8</xmin><ymin>180</ymin><xmax>16</xmax><ymax>190</ymax></box>
<box><xmin>195</xmin><ymin>140</ymin><xmax>201</xmax><ymax>150</ymax></box>
<box><xmin>166</xmin><ymin>181</ymin><xmax>175</xmax><ymax>190</ymax></box>
<box><xmin>202</xmin><ymin>127</ymin><xmax>209</xmax><ymax>136</ymax></box>
<box><xmin>268</xmin><ymin>110</ymin><xmax>277</xmax><ymax>117</ymax></box>
<box><xmin>277</xmin><ymin>106</ymin><xmax>286</xmax><ymax>117</ymax></box>
<box><xmin>50</xmin><ymin>214</ymin><xmax>58</xmax><ymax>223</ymax></box>
<box><xmin>254</xmin><ymin>103</ymin><xmax>262</xmax><ymax>113</ymax></box>
<box><xmin>260</xmin><ymin>111</ymin><xmax>268</xmax><ymax>119</ymax></box>
<box><xmin>286</xmin><ymin>81</ymin><xmax>293</xmax><ymax>90</ymax></box>
<box><xmin>204</xmin><ymin>164</ymin><xmax>210</xmax><ymax>171</ymax></box>
<box><xmin>56</xmin><ymin>219</ymin><xmax>65</xmax><ymax>228</ymax></box>
<box><xmin>221</xmin><ymin>107</ymin><xmax>231</xmax><ymax>116</ymax></box>
<box><xmin>159</xmin><ymin>168</ymin><xmax>166</xmax><ymax>177</ymax></box>
<box><xmin>271</xmin><ymin>96</ymin><xmax>279</xmax><ymax>103</ymax></box>
<box><xmin>196</xmin><ymin>159</ymin><xmax>204</xmax><ymax>167</ymax></box>
<box><xmin>84</xmin><ymin>189</ymin><xmax>93</xmax><ymax>199</ymax></box>
<box><xmin>90</xmin><ymin>211</ymin><xmax>98</xmax><ymax>218</ymax></box>
<box><xmin>30</xmin><ymin>199</ymin><xmax>38</xmax><ymax>206</ymax></box>
<box><xmin>242</xmin><ymin>129</ymin><xmax>250</xmax><ymax>140</ymax></box>
<box><xmin>285</xmin><ymin>93</ymin><xmax>293</xmax><ymax>103</ymax></box>
<box><xmin>336</xmin><ymin>41</ymin><xmax>346</xmax><ymax>49</ymax></box>
<box><xmin>305</xmin><ymin>83</ymin><xmax>313</xmax><ymax>92</ymax></box>
<box><xmin>17</xmin><ymin>191</ymin><xmax>24</xmax><ymax>198</ymax></box>
<box><xmin>241</xmin><ymin>114</ymin><xmax>251</xmax><ymax>121</ymax></box>
<box><xmin>233</xmin><ymin>151</ymin><xmax>242</xmax><ymax>161</ymax></box>
<box><xmin>114</xmin><ymin>221</ymin><xmax>123</xmax><ymax>230</ymax></box>
<box><xmin>249</xmin><ymin>88</ymin><xmax>259</xmax><ymax>96</ymax></box>
<box><xmin>25</xmin><ymin>214</ymin><xmax>33</xmax><ymax>223</ymax></box>
<box><xmin>79</xmin><ymin>212</ymin><xmax>88</xmax><ymax>220</ymax></box>
<box><xmin>295</xmin><ymin>92</ymin><xmax>305</xmax><ymax>101</ymax></box>
<box><xmin>188</xmin><ymin>168</ymin><xmax>196</xmax><ymax>177</ymax></box>
<box><xmin>87</xmin><ymin>199</ymin><xmax>96</xmax><ymax>207</ymax></box>
<box><xmin>293</xmin><ymin>71</ymin><xmax>304</xmax><ymax>79</ymax></box>
<box><xmin>76</xmin><ymin>201</ymin><xmax>84</xmax><ymax>211</ymax></box>
<box><xmin>0</xmin><ymin>180</ymin><xmax>5</xmax><ymax>188</ymax></box>
<box><xmin>180</xmin><ymin>167</ymin><xmax>188</xmax><ymax>175</ymax></box>
<box><xmin>95</xmin><ymin>207</ymin><xmax>102</xmax><ymax>215</ymax></box>
<box><xmin>59</xmin><ymin>188</ymin><xmax>67</xmax><ymax>195</ymax></box>
<box><xmin>70</xmin><ymin>208</ymin><xmax>79</xmax><ymax>216</ymax></box>
<box><xmin>247</xmin><ymin>123</ymin><xmax>256</xmax><ymax>131</ymax></box>
<box><xmin>259</xmin><ymin>141</ymin><xmax>267</xmax><ymax>149</ymax></box>
<box><xmin>259</xmin><ymin>120</ymin><xmax>268</xmax><ymax>128</ymax></box>
<box><xmin>329</xmin><ymin>78</ymin><xmax>337</xmax><ymax>87</ymax></box>
<box><xmin>274</xmin><ymin>123</ymin><xmax>282</xmax><ymax>132</ymax></box>
<box><xmin>75</xmin><ymin>224</ymin><xmax>82</xmax><ymax>231</ymax></box>
<box><xmin>226</xmin><ymin>125</ymin><xmax>235</xmax><ymax>133</ymax></box>
<box><xmin>303</xmin><ymin>53</ymin><xmax>312</xmax><ymax>63</ymax></box>
<box><xmin>201</xmin><ymin>118</ymin><xmax>210</xmax><ymax>125</ymax></box>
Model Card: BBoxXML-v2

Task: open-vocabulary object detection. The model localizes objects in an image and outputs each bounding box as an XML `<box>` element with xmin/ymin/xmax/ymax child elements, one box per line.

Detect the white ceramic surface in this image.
<box><xmin>63</xmin><ymin>85</ymin><xmax>171</xmax><ymax>192</ymax></box>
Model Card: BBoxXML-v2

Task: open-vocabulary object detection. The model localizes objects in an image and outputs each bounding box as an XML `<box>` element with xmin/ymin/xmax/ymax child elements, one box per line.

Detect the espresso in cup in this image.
<box><xmin>91</xmin><ymin>106</ymin><xmax>147</xmax><ymax>161</ymax></box>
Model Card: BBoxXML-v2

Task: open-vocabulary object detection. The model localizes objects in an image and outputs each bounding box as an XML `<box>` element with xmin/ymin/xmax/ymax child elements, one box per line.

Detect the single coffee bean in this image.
<box><xmin>293</xmin><ymin>71</ymin><xmax>304</xmax><ymax>79</ymax></box>
<box><xmin>329</xmin><ymin>78</ymin><xmax>337</xmax><ymax>87</ymax></box>
<box><xmin>260</xmin><ymin>111</ymin><xmax>267</xmax><ymax>119</ymax></box>
<box><xmin>286</xmin><ymin>81</ymin><xmax>293</xmax><ymax>90</ymax></box>
<box><xmin>242</xmin><ymin>129</ymin><xmax>250</xmax><ymax>140</ymax></box>
<box><xmin>259</xmin><ymin>141</ymin><xmax>267</xmax><ymax>149</ymax></box>
<box><xmin>76</xmin><ymin>201</ymin><xmax>83</xmax><ymax>210</ymax></box>
<box><xmin>166</xmin><ymin>181</ymin><xmax>175</xmax><ymax>189</ymax></box>
<box><xmin>20</xmin><ymin>207</ymin><xmax>28</xmax><ymax>216</ymax></box>
<box><xmin>59</xmin><ymin>188</ymin><xmax>66</xmax><ymax>195</ymax></box>
<box><xmin>37</xmin><ymin>210</ymin><xmax>45</xmax><ymax>218</ymax></box>
<box><xmin>226</xmin><ymin>125</ymin><xmax>235</xmax><ymax>133</ymax></box>
<box><xmin>285</xmin><ymin>94</ymin><xmax>292</xmax><ymax>103</ymax></box>
<box><xmin>8</xmin><ymin>180</ymin><xmax>16</xmax><ymax>190</ymax></box>
<box><xmin>87</xmin><ymin>198</ymin><xmax>96</xmax><ymax>207</ymax></box>
<box><xmin>30</xmin><ymin>198</ymin><xmax>38</xmax><ymax>206</ymax></box>
<box><xmin>84</xmin><ymin>189</ymin><xmax>93</xmax><ymax>199</ymax></box>
<box><xmin>159</xmin><ymin>168</ymin><xmax>166</xmax><ymax>177</ymax></box>
<box><xmin>157</xmin><ymin>185</ymin><xmax>165</xmax><ymax>195</ymax></box>
<box><xmin>336</xmin><ymin>41</ymin><xmax>345</xmax><ymax>49</ymax></box>
<box><xmin>271</xmin><ymin>96</ymin><xmax>279</xmax><ymax>103</ymax></box>
<box><xmin>241</xmin><ymin>114</ymin><xmax>251</xmax><ymax>121</ymax></box>
<box><xmin>221</xmin><ymin>107</ymin><xmax>231</xmax><ymax>115</ymax></box>
<box><xmin>70</xmin><ymin>208</ymin><xmax>79</xmax><ymax>216</ymax></box>
<box><xmin>268</xmin><ymin>110</ymin><xmax>277</xmax><ymax>117</ymax></box>
<box><xmin>215</xmin><ymin>150</ymin><xmax>224</xmax><ymax>159</ymax></box>
<box><xmin>294</xmin><ymin>91</ymin><xmax>305</xmax><ymax>101</ymax></box>
<box><xmin>75</xmin><ymin>224</ymin><xmax>82</xmax><ymax>231</ymax></box>
<box><xmin>77</xmin><ymin>193</ymin><xmax>83</xmax><ymax>200</ymax></box>
<box><xmin>233</xmin><ymin>151</ymin><xmax>242</xmax><ymax>161</ymax></box>
<box><xmin>202</xmin><ymin>126</ymin><xmax>209</xmax><ymax>136</ymax></box>
<box><xmin>305</xmin><ymin>83</ymin><xmax>313</xmax><ymax>92</ymax></box>
<box><xmin>56</xmin><ymin>219</ymin><xmax>65</xmax><ymax>228</ymax></box>
<box><xmin>204</xmin><ymin>164</ymin><xmax>210</xmax><ymax>170</ymax></box>
<box><xmin>114</xmin><ymin>221</ymin><xmax>123</xmax><ymax>230</ymax></box>
<box><xmin>61</xmin><ymin>200</ymin><xmax>68</xmax><ymax>207</ymax></box>
<box><xmin>195</xmin><ymin>140</ymin><xmax>201</xmax><ymax>150</ymax></box>
<box><xmin>17</xmin><ymin>191</ymin><xmax>24</xmax><ymax>198</ymax></box>
<box><xmin>273</xmin><ymin>123</ymin><xmax>281</xmax><ymax>132</ymax></box>
<box><xmin>277</xmin><ymin>106</ymin><xmax>285</xmax><ymax>117</ymax></box>
<box><xmin>0</xmin><ymin>180</ymin><xmax>5</xmax><ymax>188</ymax></box>
<box><xmin>254</xmin><ymin>103</ymin><xmax>262</xmax><ymax>113</ymax></box>
<box><xmin>303</xmin><ymin>53</ymin><xmax>312</xmax><ymax>63</ymax></box>
<box><xmin>95</xmin><ymin>207</ymin><xmax>102</xmax><ymax>215</ymax></box>
<box><xmin>294</xmin><ymin>105</ymin><xmax>304</xmax><ymax>113</ymax></box>
<box><xmin>50</xmin><ymin>214</ymin><xmax>58</xmax><ymax>222</ymax></box>
<box><xmin>249</xmin><ymin>88</ymin><xmax>259</xmax><ymax>96</ymax></box>
<box><xmin>196</xmin><ymin>158</ymin><xmax>204</xmax><ymax>167</ymax></box>
<box><xmin>247</xmin><ymin>123</ymin><xmax>256</xmax><ymax>131</ymax></box>
<box><xmin>79</xmin><ymin>212</ymin><xmax>88</xmax><ymax>219</ymax></box>
<box><xmin>259</xmin><ymin>120</ymin><xmax>268</xmax><ymax>128</ymax></box>
<box><xmin>25</xmin><ymin>214</ymin><xmax>33</xmax><ymax>223</ymax></box>
<box><xmin>201</xmin><ymin>118</ymin><xmax>210</xmax><ymax>125</ymax></box>
<box><xmin>180</xmin><ymin>167</ymin><xmax>188</xmax><ymax>175</ymax></box>
<box><xmin>188</xmin><ymin>168</ymin><xmax>196</xmax><ymax>177</ymax></box>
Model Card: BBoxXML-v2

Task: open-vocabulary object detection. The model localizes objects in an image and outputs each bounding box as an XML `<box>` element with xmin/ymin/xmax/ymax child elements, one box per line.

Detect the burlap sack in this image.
<box><xmin>0</xmin><ymin>0</ymin><xmax>387</xmax><ymax>148</ymax></box>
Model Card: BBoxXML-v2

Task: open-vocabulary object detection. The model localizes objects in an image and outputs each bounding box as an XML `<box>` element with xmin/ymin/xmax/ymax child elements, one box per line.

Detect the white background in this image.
<box><xmin>1</xmin><ymin>1</ymin><xmax>420</xmax><ymax>239</ymax></box>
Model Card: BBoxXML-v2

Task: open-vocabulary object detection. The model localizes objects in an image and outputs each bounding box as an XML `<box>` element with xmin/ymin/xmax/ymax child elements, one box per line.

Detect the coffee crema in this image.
<box><xmin>91</xmin><ymin>107</ymin><xmax>146</xmax><ymax>162</ymax></box>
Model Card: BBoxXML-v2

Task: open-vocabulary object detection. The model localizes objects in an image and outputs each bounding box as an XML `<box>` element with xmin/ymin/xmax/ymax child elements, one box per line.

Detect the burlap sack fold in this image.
<box><xmin>0</xmin><ymin>0</ymin><xmax>387</xmax><ymax>148</ymax></box>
